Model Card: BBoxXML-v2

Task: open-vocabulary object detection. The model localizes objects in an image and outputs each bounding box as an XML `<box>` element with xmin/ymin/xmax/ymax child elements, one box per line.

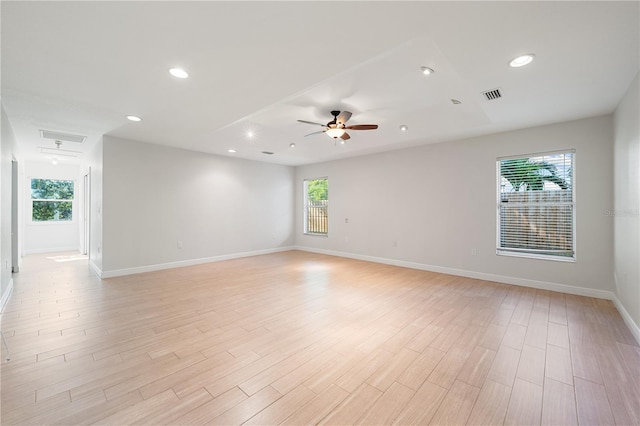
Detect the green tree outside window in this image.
<box><xmin>304</xmin><ymin>178</ymin><xmax>328</xmax><ymax>235</ymax></box>
<box><xmin>307</xmin><ymin>178</ymin><xmax>328</xmax><ymax>201</ymax></box>
<box><xmin>31</xmin><ymin>179</ymin><xmax>74</xmax><ymax>221</ymax></box>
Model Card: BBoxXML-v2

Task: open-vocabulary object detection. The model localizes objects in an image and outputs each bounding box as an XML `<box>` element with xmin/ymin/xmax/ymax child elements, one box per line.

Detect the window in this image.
<box><xmin>304</xmin><ymin>177</ymin><xmax>328</xmax><ymax>235</ymax></box>
<box><xmin>31</xmin><ymin>178</ymin><xmax>74</xmax><ymax>222</ymax></box>
<box><xmin>497</xmin><ymin>151</ymin><xmax>575</xmax><ymax>261</ymax></box>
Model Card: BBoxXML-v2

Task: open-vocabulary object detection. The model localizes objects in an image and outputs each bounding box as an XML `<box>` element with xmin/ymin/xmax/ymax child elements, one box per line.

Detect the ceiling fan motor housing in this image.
<box><xmin>328</xmin><ymin>110</ymin><xmax>341</xmax><ymax>127</ymax></box>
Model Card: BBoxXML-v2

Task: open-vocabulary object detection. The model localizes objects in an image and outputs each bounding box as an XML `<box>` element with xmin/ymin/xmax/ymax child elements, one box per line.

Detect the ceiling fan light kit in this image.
<box><xmin>326</xmin><ymin>128</ymin><xmax>346</xmax><ymax>139</ymax></box>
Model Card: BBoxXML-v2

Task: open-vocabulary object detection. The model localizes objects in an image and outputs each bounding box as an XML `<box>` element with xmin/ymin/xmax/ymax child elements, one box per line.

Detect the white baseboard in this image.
<box><xmin>100</xmin><ymin>246</ymin><xmax>296</xmax><ymax>279</ymax></box>
<box><xmin>89</xmin><ymin>244</ymin><xmax>640</xmax><ymax>345</ymax></box>
<box><xmin>295</xmin><ymin>246</ymin><xmax>640</xmax><ymax>344</ymax></box>
<box><xmin>1</xmin><ymin>278</ymin><xmax>14</xmax><ymax>313</ymax></box>
<box><xmin>611</xmin><ymin>293</ymin><xmax>640</xmax><ymax>345</ymax></box>
<box><xmin>295</xmin><ymin>246</ymin><xmax>614</xmax><ymax>300</ymax></box>
<box><xmin>89</xmin><ymin>260</ymin><xmax>102</xmax><ymax>279</ymax></box>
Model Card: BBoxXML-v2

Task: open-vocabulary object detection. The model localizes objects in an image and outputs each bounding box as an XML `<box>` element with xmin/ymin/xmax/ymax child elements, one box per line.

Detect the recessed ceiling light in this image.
<box><xmin>289</xmin><ymin>143</ymin><xmax>296</xmax><ymax>148</ymax></box>
<box><xmin>169</xmin><ymin>68</ymin><xmax>189</xmax><ymax>79</ymax></box>
<box><xmin>421</xmin><ymin>66</ymin><xmax>435</xmax><ymax>75</ymax></box>
<box><xmin>51</xmin><ymin>158</ymin><xmax>58</xmax><ymax>165</ymax></box>
<box><xmin>247</xmin><ymin>131</ymin><xmax>254</xmax><ymax>138</ymax></box>
<box><xmin>451</xmin><ymin>99</ymin><xmax>462</xmax><ymax>105</ymax></box>
<box><xmin>509</xmin><ymin>54</ymin><xmax>535</xmax><ymax>68</ymax></box>
<box><xmin>399</xmin><ymin>125</ymin><xmax>408</xmax><ymax>132</ymax></box>
<box><xmin>126</xmin><ymin>115</ymin><xmax>142</xmax><ymax>122</ymax></box>
<box><xmin>228</xmin><ymin>149</ymin><xmax>236</xmax><ymax>153</ymax></box>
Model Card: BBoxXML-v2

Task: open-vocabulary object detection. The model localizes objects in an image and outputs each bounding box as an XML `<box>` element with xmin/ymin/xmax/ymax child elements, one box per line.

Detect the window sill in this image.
<box><xmin>496</xmin><ymin>250</ymin><xmax>576</xmax><ymax>263</ymax></box>
<box><xmin>28</xmin><ymin>220</ymin><xmax>76</xmax><ymax>226</ymax></box>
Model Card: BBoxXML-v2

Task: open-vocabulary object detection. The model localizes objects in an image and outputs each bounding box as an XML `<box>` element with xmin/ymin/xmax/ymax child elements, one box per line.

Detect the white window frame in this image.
<box><xmin>496</xmin><ymin>150</ymin><xmax>576</xmax><ymax>262</ymax></box>
<box><xmin>303</xmin><ymin>177</ymin><xmax>328</xmax><ymax>236</ymax></box>
<box><xmin>30</xmin><ymin>178</ymin><xmax>76</xmax><ymax>224</ymax></box>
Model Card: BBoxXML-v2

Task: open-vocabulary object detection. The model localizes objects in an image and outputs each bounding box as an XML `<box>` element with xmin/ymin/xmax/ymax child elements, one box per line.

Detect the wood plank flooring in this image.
<box><xmin>1</xmin><ymin>250</ymin><xmax>638</xmax><ymax>425</ymax></box>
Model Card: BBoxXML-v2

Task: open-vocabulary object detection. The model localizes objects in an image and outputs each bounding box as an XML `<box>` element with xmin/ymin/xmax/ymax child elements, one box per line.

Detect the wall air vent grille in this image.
<box><xmin>40</xmin><ymin>130</ymin><xmax>87</xmax><ymax>144</ymax></box>
<box><xmin>482</xmin><ymin>88</ymin><xmax>503</xmax><ymax>101</ymax></box>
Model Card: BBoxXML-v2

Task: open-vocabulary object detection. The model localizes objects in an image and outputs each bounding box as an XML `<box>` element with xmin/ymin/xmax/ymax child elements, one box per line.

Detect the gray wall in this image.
<box><xmin>100</xmin><ymin>136</ymin><xmax>295</xmax><ymax>275</ymax></box>
<box><xmin>296</xmin><ymin>115</ymin><xmax>614</xmax><ymax>296</ymax></box>
<box><xmin>613</xmin><ymin>72</ymin><xmax>640</xmax><ymax>332</ymax></box>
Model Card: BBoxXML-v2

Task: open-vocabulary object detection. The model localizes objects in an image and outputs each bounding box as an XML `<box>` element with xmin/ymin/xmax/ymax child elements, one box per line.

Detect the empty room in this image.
<box><xmin>1</xmin><ymin>1</ymin><xmax>639</xmax><ymax>425</ymax></box>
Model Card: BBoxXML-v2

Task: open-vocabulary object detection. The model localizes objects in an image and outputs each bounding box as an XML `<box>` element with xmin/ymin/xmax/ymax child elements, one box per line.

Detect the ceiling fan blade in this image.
<box><xmin>346</xmin><ymin>124</ymin><xmax>378</xmax><ymax>130</ymax></box>
<box><xmin>340</xmin><ymin>132</ymin><xmax>351</xmax><ymax>140</ymax></box>
<box><xmin>336</xmin><ymin>111</ymin><xmax>352</xmax><ymax>125</ymax></box>
<box><xmin>304</xmin><ymin>130</ymin><xmax>326</xmax><ymax>137</ymax></box>
<box><xmin>297</xmin><ymin>119</ymin><xmax>327</xmax><ymax>127</ymax></box>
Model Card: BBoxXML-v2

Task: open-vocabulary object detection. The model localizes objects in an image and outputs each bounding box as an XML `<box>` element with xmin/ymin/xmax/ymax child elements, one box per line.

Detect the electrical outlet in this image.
<box><xmin>177</xmin><ymin>241</ymin><xmax>183</xmax><ymax>249</ymax></box>
<box><xmin>392</xmin><ymin>240</ymin><xmax>398</xmax><ymax>247</ymax></box>
<box><xmin>345</xmin><ymin>218</ymin><xmax>349</xmax><ymax>224</ymax></box>
<box><xmin>471</xmin><ymin>248</ymin><xmax>477</xmax><ymax>256</ymax></box>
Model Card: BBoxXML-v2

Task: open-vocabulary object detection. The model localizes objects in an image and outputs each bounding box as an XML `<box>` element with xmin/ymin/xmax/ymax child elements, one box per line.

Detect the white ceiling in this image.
<box><xmin>2</xmin><ymin>1</ymin><xmax>638</xmax><ymax>166</ymax></box>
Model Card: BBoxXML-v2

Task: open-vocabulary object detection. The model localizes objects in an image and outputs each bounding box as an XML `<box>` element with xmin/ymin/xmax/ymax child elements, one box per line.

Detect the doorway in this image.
<box><xmin>82</xmin><ymin>171</ymin><xmax>90</xmax><ymax>256</ymax></box>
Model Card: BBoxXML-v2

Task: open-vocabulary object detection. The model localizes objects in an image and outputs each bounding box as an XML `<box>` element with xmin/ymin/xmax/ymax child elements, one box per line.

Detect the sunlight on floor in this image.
<box><xmin>45</xmin><ymin>254</ymin><xmax>88</xmax><ymax>263</ymax></box>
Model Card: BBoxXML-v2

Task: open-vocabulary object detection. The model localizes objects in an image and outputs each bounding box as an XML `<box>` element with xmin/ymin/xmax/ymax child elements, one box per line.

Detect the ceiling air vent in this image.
<box><xmin>39</xmin><ymin>147</ymin><xmax>81</xmax><ymax>158</ymax></box>
<box><xmin>40</xmin><ymin>130</ymin><xmax>87</xmax><ymax>144</ymax></box>
<box><xmin>482</xmin><ymin>88</ymin><xmax>502</xmax><ymax>101</ymax></box>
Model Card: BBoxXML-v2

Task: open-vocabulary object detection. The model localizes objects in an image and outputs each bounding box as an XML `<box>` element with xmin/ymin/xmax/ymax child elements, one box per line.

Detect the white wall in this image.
<box><xmin>1</xmin><ymin>105</ymin><xmax>17</xmax><ymax>309</ymax></box>
<box><xmin>613</xmin><ymin>72</ymin><xmax>640</xmax><ymax>335</ymax></box>
<box><xmin>23</xmin><ymin>160</ymin><xmax>81</xmax><ymax>254</ymax></box>
<box><xmin>86</xmin><ymin>137</ymin><xmax>103</xmax><ymax>274</ymax></box>
<box><xmin>296</xmin><ymin>115</ymin><xmax>614</xmax><ymax>296</ymax></box>
<box><xmin>101</xmin><ymin>136</ymin><xmax>295</xmax><ymax>276</ymax></box>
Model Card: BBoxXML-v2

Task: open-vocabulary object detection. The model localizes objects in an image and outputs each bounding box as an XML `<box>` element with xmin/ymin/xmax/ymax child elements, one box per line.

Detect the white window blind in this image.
<box><xmin>497</xmin><ymin>151</ymin><xmax>575</xmax><ymax>261</ymax></box>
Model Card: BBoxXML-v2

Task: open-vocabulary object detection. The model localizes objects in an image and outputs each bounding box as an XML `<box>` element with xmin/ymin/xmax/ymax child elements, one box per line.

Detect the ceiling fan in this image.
<box><xmin>298</xmin><ymin>110</ymin><xmax>378</xmax><ymax>141</ymax></box>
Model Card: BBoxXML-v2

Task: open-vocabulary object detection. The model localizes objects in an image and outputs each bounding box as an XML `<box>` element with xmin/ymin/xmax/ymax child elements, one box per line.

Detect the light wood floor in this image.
<box><xmin>1</xmin><ymin>251</ymin><xmax>639</xmax><ymax>425</ymax></box>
